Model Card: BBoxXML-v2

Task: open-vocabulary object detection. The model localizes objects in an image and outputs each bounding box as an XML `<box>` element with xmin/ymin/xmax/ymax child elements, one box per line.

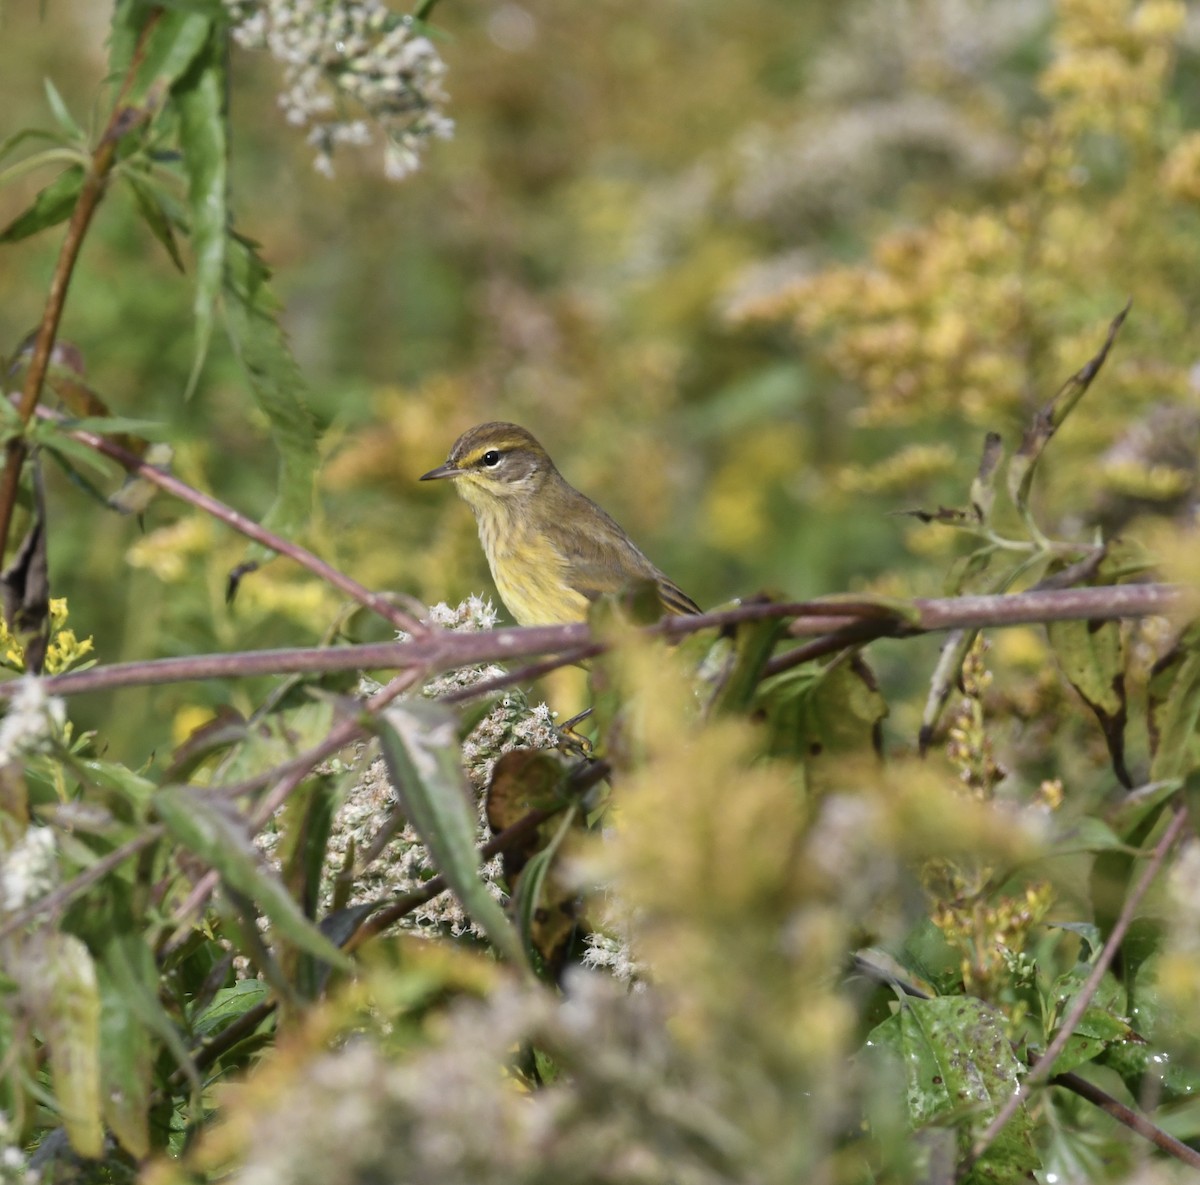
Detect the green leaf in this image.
<box><xmin>1105</xmin><ymin>778</ymin><xmax>1181</xmax><ymax>840</ymax></box>
<box><xmin>43</xmin><ymin>79</ymin><xmax>85</xmax><ymax>140</ymax></box>
<box><xmin>123</xmin><ymin>8</ymin><xmax>214</xmax><ymax>106</ymax></box>
<box><xmin>1047</xmin><ymin>616</ymin><xmax>1129</xmax><ymax>786</ymax></box>
<box><xmin>100</xmin><ymin>925</ymin><xmax>198</xmax><ymax>1093</ymax></box>
<box><xmin>1046</xmin><ymin>1005</ymin><xmax>1136</xmax><ymax>1076</ymax></box>
<box><xmin>154</xmin><ymin>784</ymin><xmax>352</xmax><ymax>971</ymax></box>
<box><xmin>18</xmin><ymin>932</ymin><xmax>103</xmax><ymax>1157</ymax></box>
<box><xmin>0</xmin><ymin>127</ymin><xmax>64</xmax><ymax>168</ymax></box>
<box><xmin>1148</xmin><ymin>625</ymin><xmax>1200</xmax><ymax>781</ymax></box>
<box><xmin>510</xmin><ymin>806</ymin><xmax>579</xmax><ymax>964</ymax></box>
<box><xmin>705</xmin><ymin>614</ymin><xmax>786</xmax><ymax>714</ymax></box>
<box><xmin>123</xmin><ymin>171</ymin><xmax>186</xmax><ymax>271</ymax></box>
<box><xmin>222</xmin><ymin>235</ymin><xmax>320</xmax><ymax>547</ymax></box>
<box><xmin>97</xmin><ymin>960</ymin><xmax>154</xmax><ymax>1157</ymax></box>
<box><xmin>29</xmin><ymin>420</ymin><xmax>121</xmax><ymax>479</ymax></box>
<box><xmin>0</xmin><ymin>166</ymin><xmax>84</xmax><ymax>243</ymax></box>
<box><xmin>173</xmin><ymin>27</ymin><xmax>227</xmax><ymax>395</ymax></box>
<box><xmin>868</xmin><ymin>996</ymin><xmax>1040</xmax><ymax>1184</ymax></box>
<box><xmin>192</xmin><ymin>979</ymin><xmax>272</xmax><ymax>1039</ymax></box>
<box><xmin>1099</xmin><ymin>1038</ymin><xmax>1200</xmax><ymax>1105</ymax></box>
<box><xmin>59</xmin><ymin>414</ymin><xmax>168</xmax><ymax>438</ymax></box>
<box><xmin>756</xmin><ymin>655</ymin><xmax>887</xmax><ymax>763</ymax></box>
<box><xmin>376</xmin><ymin>702</ymin><xmax>527</xmax><ymax>968</ymax></box>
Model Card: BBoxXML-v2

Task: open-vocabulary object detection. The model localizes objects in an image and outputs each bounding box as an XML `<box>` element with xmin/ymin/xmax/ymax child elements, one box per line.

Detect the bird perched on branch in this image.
<box><xmin>420</xmin><ymin>422</ymin><xmax>700</xmax><ymax>626</ymax></box>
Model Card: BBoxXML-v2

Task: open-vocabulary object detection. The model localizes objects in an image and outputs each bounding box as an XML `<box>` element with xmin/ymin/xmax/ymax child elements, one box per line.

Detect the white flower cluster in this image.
<box><xmin>320</xmin><ymin>598</ymin><xmax>557</xmax><ymax>937</ymax></box>
<box><xmin>0</xmin><ymin>1111</ymin><xmax>35</xmax><ymax>1185</ymax></box>
<box><xmin>0</xmin><ymin>827</ymin><xmax>58</xmax><ymax>914</ymax></box>
<box><xmin>0</xmin><ymin>678</ymin><xmax>65</xmax><ymax>767</ymax></box>
<box><xmin>225</xmin><ymin>0</ymin><xmax>454</xmax><ymax>180</ymax></box>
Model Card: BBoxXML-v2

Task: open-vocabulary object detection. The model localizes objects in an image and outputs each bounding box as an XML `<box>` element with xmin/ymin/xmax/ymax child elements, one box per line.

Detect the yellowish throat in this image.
<box><xmin>420</xmin><ymin>422</ymin><xmax>700</xmax><ymax>625</ymax></box>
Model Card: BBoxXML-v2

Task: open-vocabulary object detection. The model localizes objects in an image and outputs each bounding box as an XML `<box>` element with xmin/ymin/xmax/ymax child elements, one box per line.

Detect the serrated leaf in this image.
<box><xmin>173</xmin><ymin>28</ymin><xmax>227</xmax><ymax>395</ymax></box>
<box><xmin>1046</xmin><ymin>1005</ymin><xmax>1137</xmax><ymax>1077</ymax></box>
<box><xmin>154</xmin><ymin>784</ymin><xmax>352</xmax><ymax>970</ymax></box>
<box><xmin>376</xmin><ymin>702</ymin><xmax>526</xmax><ymax>968</ymax></box>
<box><xmin>0</xmin><ymin>167</ymin><xmax>84</xmax><ymax>243</ymax></box>
<box><xmin>222</xmin><ymin>235</ymin><xmax>320</xmax><ymax>548</ymax></box>
<box><xmin>123</xmin><ymin>172</ymin><xmax>187</xmax><ymax>270</ymax></box>
<box><xmin>124</xmin><ymin>8</ymin><xmax>214</xmax><ymax>106</ymax></box>
<box><xmin>868</xmin><ymin>996</ymin><xmax>1040</xmax><ymax>1184</ymax></box>
<box><xmin>18</xmin><ymin>932</ymin><xmax>103</xmax><ymax>1157</ymax></box>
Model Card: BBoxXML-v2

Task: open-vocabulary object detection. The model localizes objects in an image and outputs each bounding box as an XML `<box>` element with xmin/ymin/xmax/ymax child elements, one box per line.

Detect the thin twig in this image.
<box><xmin>964</xmin><ymin>803</ymin><xmax>1190</xmax><ymax>1175</ymax></box>
<box><xmin>14</xmin><ymin>583</ymin><xmax>1186</xmax><ymax>701</ymax></box>
<box><xmin>1050</xmin><ymin>1067</ymin><xmax>1200</xmax><ymax>1170</ymax></box>
<box><xmin>0</xmin><ymin>13</ymin><xmax>163</xmax><ymax>561</ymax></box>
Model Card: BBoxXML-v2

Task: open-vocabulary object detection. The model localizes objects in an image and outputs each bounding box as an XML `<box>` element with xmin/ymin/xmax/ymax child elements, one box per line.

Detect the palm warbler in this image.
<box><xmin>420</xmin><ymin>422</ymin><xmax>700</xmax><ymax>625</ymax></box>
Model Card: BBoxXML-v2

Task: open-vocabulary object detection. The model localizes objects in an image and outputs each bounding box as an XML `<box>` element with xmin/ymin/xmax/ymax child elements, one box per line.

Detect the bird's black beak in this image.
<box><xmin>419</xmin><ymin>461</ymin><xmax>459</xmax><ymax>481</ymax></box>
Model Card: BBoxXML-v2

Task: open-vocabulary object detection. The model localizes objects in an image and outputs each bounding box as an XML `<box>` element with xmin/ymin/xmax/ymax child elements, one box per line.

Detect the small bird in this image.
<box><xmin>420</xmin><ymin>422</ymin><xmax>700</xmax><ymax>625</ymax></box>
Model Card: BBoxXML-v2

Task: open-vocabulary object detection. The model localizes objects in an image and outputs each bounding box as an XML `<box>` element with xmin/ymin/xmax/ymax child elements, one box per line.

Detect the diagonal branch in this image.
<box><xmin>68</xmin><ymin>422</ymin><xmax>426</xmax><ymax>635</ymax></box>
<box><xmin>962</xmin><ymin>802</ymin><xmax>1190</xmax><ymax>1177</ymax></box>
<box><xmin>0</xmin><ymin>13</ymin><xmax>164</xmax><ymax>563</ymax></box>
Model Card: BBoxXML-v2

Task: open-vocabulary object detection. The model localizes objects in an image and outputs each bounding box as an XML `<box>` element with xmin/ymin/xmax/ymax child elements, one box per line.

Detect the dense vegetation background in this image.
<box><xmin>2</xmin><ymin>0</ymin><xmax>1200</xmax><ymax>1182</ymax></box>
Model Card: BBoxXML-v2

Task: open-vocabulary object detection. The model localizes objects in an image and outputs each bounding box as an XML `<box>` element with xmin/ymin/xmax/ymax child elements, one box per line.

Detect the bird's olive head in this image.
<box><xmin>419</xmin><ymin>422</ymin><xmax>555</xmax><ymax>504</ymax></box>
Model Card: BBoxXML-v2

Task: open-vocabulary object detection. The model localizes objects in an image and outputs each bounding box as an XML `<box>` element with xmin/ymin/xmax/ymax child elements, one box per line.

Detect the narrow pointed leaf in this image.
<box><xmin>123</xmin><ymin>172</ymin><xmax>186</xmax><ymax>271</ymax></box>
<box><xmin>173</xmin><ymin>28</ymin><xmax>227</xmax><ymax>395</ymax></box>
<box><xmin>154</xmin><ymin>785</ymin><xmax>351</xmax><ymax>970</ymax></box>
<box><xmin>0</xmin><ymin>167</ymin><xmax>84</xmax><ymax>243</ymax></box>
<box><xmin>43</xmin><ymin>79</ymin><xmax>85</xmax><ymax>140</ymax></box>
<box><xmin>222</xmin><ymin>235</ymin><xmax>320</xmax><ymax>547</ymax></box>
<box><xmin>376</xmin><ymin>702</ymin><xmax>526</xmax><ymax>967</ymax></box>
<box><xmin>97</xmin><ymin>961</ymin><xmax>154</xmax><ymax>1157</ymax></box>
<box><xmin>119</xmin><ymin>7</ymin><xmax>214</xmax><ymax>105</ymax></box>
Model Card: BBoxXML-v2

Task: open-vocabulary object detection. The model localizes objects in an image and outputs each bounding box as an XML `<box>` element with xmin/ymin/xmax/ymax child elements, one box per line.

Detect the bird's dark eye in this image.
<box><xmin>481</xmin><ymin>450</ymin><xmax>502</xmax><ymax>468</ymax></box>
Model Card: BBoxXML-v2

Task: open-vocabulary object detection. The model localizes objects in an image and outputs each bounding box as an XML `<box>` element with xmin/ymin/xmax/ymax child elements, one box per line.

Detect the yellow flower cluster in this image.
<box><xmin>1040</xmin><ymin>0</ymin><xmax>1185</xmax><ymax>142</ymax></box>
<box><xmin>931</xmin><ymin>879</ymin><xmax>1055</xmax><ymax>998</ymax></box>
<box><xmin>741</xmin><ymin>0</ymin><xmax>1195</xmax><ymax>458</ymax></box>
<box><xmin>0</xmin><ymin>598</ymin><xmax>94</xmax><ymax>675</ymax></box>
<box><xmin>836</xmin><ymin>442</ymin><xmax>959</xmax><ymax>494</ymax></box>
